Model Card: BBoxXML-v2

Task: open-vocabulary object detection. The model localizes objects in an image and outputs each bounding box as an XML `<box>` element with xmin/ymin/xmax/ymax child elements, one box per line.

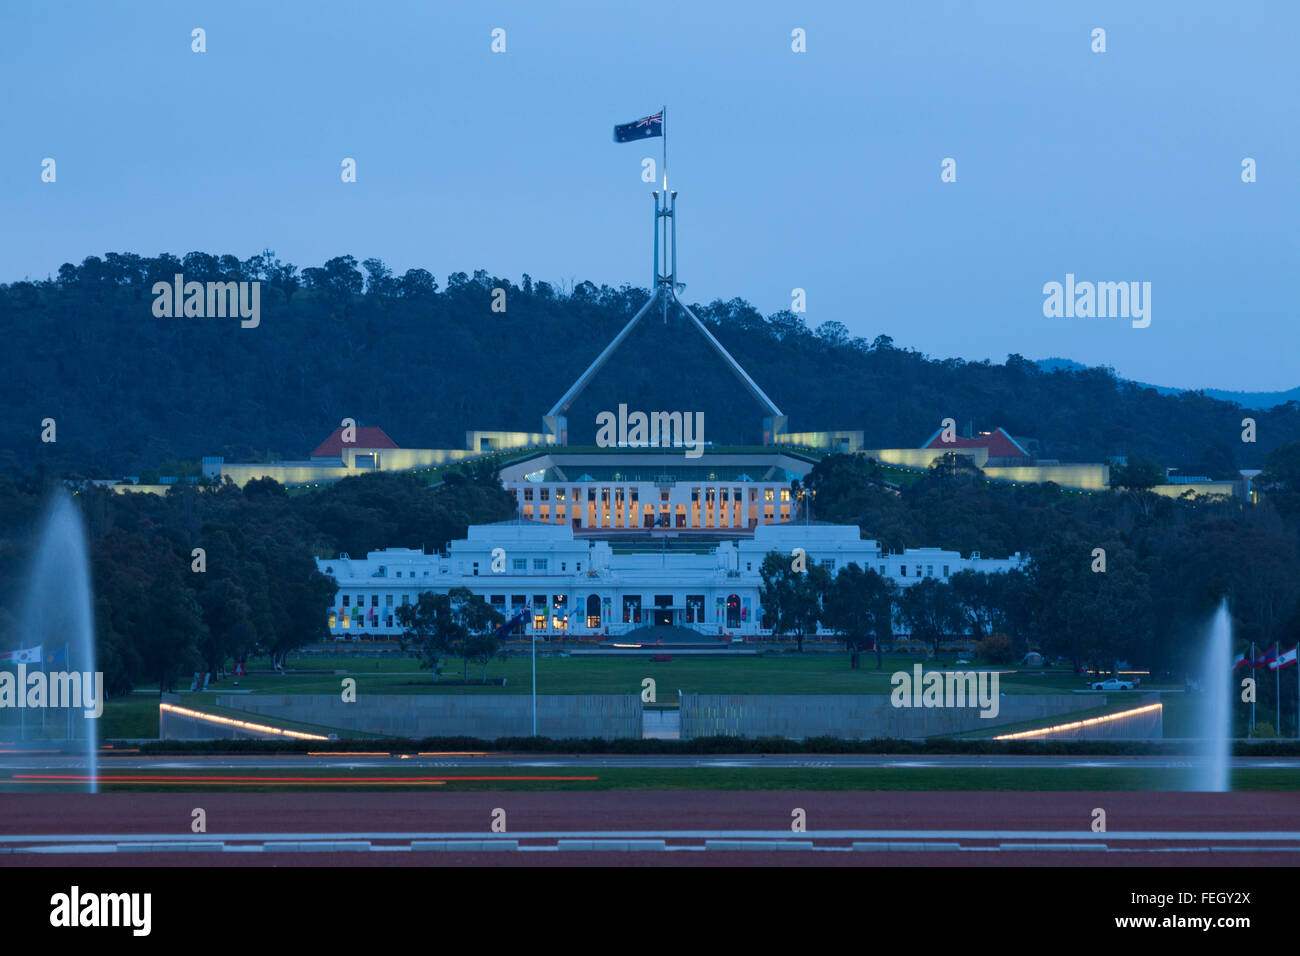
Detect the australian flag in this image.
<box><xmin>614</xmin><ymin>111</ymin><xmax>663</xmax><ymax>143</ymax></box>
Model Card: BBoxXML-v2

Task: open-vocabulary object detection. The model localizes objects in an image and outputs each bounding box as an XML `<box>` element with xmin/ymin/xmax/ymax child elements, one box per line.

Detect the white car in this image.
<box><xmin>1091</xmin><ymin>677</ymin><xmax>1135</xmax><ymax>691</ymax></box>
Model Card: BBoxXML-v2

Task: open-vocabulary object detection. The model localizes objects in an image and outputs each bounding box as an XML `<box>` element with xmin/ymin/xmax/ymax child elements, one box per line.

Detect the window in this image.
<box><xmin>926</xmin><ymin>565</ymin><xmax>933</xmax><ymax>577</ymax></box>
<box><xmin>779</xmin><ymin>489</ymin><xmax>790</xmax><ymax>502</ymax></box>
<box><xmin>385</xmin><ymin>594</ymin><xmax>393</xmax><ymax>606</ymax></box>
<box><xmin>524</xmin><ymin>488</ymin><xmax>534</xmax><ymax>501</ymax></box>
<box><xmin>576</xmin><ymin>562</ymin><xmax>581</xmax><ymax>571</ymax></box>
<box><xmin>533</xmin><ymin>558</ymin><xmax>548</xmax><ymax>571</ymax></box>
<box><xmin>513</xmin><ymin>558</ymin><xmax>527</xmax><ymax>571</ymax></box>
<box><xmin>587</xmin><ymin>489</ymin><xmax>596</xmax><ymax>502</ymax></box>
<box><xmin>395</xmin><ymin>571</ymin><xmax>402</xmax><ymax>578</ymax></box>
<box><xmin>900</xmin><ymin>566</ymin><xmax>907</xmax><ymax>576</ymax></box>
<box><xmin>821</xmin><ymin>559</ymin><xmax>836</xmax><ymax>572</ymax></box>
<box><xmin>402</xmin><ymin>594</ymin><xmax>410</xmax><ymax>605</ymax></box>
<box><xmin>540</xmin><ymin>489</ymin><xmax>549</xmax><ymax>502</ymax></box>
<box><xmin>561</xmin><ymin>562</ymin><xmax>567</xmax><ymax>572</ymax></box>
<box><xmin>342</xmin><ymin>595</ymin><xmax>350</xmax><ymax>607</ymax></box>
<box><xmin>371</xmin><ymin>595</ymin><xmax>379</xmax><ymax>606</ymax></box>
<box><xmin>943</xmin><ymin>565</ymin><xmax>950</xmax><ymax>577</ymax></box>
<box><xmin>556</xmin><ymin>489</ymin><xmax>566</xmax><ymax>502</ymax></box>
<box><xmin>764</xmin><ymin>488</ymin><xmax>775</xmax><ymax>502</ymax></box>
<box><xmin>916</xmin><ymin>566</ymin><xmax>922</xmax><ymax>578</ymax></box>
<box><xmin>472</xmin><ymin>562</ymin><xmax>479</xmax><ymax>576</ymax></box>
<box><xmin>879</xmin><ymin>565</ymin><xmax>887</xmax><ymax>576</ymax></box>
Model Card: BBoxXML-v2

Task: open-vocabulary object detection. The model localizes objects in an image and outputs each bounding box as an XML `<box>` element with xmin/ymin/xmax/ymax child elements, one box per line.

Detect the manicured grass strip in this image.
<box><xmin>5</xmin><ymin>766</ymin><xmax>1299</xmax><ymax>792</ymax></box>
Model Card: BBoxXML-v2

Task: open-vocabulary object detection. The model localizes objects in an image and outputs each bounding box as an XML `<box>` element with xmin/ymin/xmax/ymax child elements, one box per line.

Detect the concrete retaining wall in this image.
<box><xmin>215</xmin><ymin>693</ymin><xmax>642</xmax><ymax>739</ymax></box>
<box><xmin>1008</xmin><ymin>696</ymin><xmax>1163</xmax><ymax>740</ymax></box>
<box><xmin>159</xmin><ymin>706</ymin><xmax>280</xmax><ymax>740</ymax></box>
<box><xmin>679</xmin><ymin>693</ymin><xmax>1097</xmax><ymax>740</ymax></box>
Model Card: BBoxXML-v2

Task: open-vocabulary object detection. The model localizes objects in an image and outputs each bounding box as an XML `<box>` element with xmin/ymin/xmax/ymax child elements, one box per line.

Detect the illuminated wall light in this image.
<box><xmin>993</xmin><ymin>702</ymin><xmax>1162</xmax><ymax>741</ymax></box>
<box><xmin>160</xmin><ymin>702</ymin><xmax>329</xmax><ymax>741</ymax></box>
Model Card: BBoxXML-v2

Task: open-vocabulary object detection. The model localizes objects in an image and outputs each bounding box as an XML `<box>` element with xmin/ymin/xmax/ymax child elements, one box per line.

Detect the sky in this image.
<box><xmin>3</xmin><ymin>1</ymin><xmax>1297</xmax><ymax>391</ymax></box>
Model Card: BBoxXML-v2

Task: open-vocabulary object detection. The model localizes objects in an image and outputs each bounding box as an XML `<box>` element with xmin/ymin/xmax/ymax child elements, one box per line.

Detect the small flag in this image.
<box><xmin>0</xmin><ymin>645</ymin><xmax>43</xmax><ymax>664</ymax></box>
<box><xmin>43</xmin><ymin>645</ymin><xmax>67</xmax><ymax>670</ymax></box>
<box><xmin>614</xmin><ymin>111</ymin><xmax>663</xmax><ymax>143</ymax></box>
<box><xmin>1253</xmin><ymin>647</ymin><xmax>1278</xmax><ymax>668</ymax></box>
<box><xmin>1231</xmin><ymin>651</ymin><xmax>1249</xmax><ymax>670</ymax></box>
<box><xmin>1268</xmin><ymin>645</ymin><xmax>1297</xmax><ymax>670</ymax></box>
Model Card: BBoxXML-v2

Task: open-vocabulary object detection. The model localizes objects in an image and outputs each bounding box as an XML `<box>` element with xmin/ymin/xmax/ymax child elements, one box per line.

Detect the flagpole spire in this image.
<box><xmin>662</xmin><ymin>105</ymin><xmax>668</xmax><ymax>191</ymax></box>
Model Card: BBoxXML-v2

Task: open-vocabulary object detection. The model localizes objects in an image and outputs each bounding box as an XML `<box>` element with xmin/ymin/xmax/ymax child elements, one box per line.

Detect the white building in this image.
<box><xmin>317</xmin><ymin>520</ymin><xmax>1024</xmax><ymax>640</ymax></box>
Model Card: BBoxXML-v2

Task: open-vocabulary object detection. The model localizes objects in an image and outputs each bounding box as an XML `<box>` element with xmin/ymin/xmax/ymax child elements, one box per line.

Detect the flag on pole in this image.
<box><xmin>1232</xmin><ymin>650</ymin><xmax>1250</xmax><ymax>669</ymax></box>
<box><xmin>1253</xmin><ymin>647</ymin><xmax>1278</xmax><ymax>668</ymax></box>
<box><xmin>613</xmin><ymin>111</ymin><xmax>664</xmax><ymax>142</ymax></box>
<box><xmin>1268</xmin><ymin>645</ymin><xmax>1297</xmax><ymax>670</ymax></box>
<box><xmin>43</xmin><ymin>645</ymin><xmax>68</xmax><ymax>670</ymax></box>
<box><xmin>0</xmin><ymin>645</ymin><xmax>43</xmax><ymax>664</ymax></box>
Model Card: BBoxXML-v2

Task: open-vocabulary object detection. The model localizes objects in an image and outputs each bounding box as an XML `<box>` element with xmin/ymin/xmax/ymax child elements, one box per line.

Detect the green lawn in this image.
<box><xmin>13</xmin><ymin>765</ymin><xmax>1299</xmax><ymax>793</ymax></box>
<box><xmin>101</xmin><ymin>653</ymin><xmax>1177</xmax><ymax>740</ymax></box>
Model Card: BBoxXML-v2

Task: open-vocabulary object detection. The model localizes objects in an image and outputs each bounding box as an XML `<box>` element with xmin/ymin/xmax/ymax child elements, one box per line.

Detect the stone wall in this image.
<box><xmin>679</xmin><ymin>693</ymin><xmax>1098</xmax><ymax>740</ymax></box>
<box><xmin>215</xmin><ymin>693</ymin><xmax>642</xmax><ymax>739</ymax></box>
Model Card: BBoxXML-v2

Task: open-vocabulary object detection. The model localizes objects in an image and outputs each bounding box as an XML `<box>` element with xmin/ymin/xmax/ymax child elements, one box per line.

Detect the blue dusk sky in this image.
<box><xmin>2</xmin><ymin>1</ymin><xmax>1296</xmax><ymax>391</ymax></box>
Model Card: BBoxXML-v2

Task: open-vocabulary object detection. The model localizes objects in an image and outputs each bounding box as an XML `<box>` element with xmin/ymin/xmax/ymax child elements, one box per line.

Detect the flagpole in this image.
<box><xmin>1250</xmin><ymin>641</ymin><xmax>1255</xmax><ymax>734</ymax></box>
<box><xmin>1276</xmin><ymin>641</ymin><xmax>1280</xmax><ymax>733</ymax></box>
<box><xmin>662</xmin><ymin>105</ymin><xmax>667</xmax><ymax>191</ymax></box>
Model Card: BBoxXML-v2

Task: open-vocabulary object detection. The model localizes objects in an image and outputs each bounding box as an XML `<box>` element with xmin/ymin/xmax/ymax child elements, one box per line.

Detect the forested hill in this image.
<box><xmin>5</xmin><ymin>251</ymin><xmax>1298</xmax><ymax>478</ymax></box>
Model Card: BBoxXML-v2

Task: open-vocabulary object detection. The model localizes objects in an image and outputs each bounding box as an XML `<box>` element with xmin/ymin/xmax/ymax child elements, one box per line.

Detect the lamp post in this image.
<box><xmin>531</xmin><ymin>611</ymin><xmax>537</xmax><ymax>737</ymax></box>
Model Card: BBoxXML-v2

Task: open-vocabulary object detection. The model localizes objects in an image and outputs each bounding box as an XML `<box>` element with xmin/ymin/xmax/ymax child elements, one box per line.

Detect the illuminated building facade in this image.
<box><xmin>317</xmin><ymin>521</ymin><xmax>1025</xmax><ymax>640</ymax></box>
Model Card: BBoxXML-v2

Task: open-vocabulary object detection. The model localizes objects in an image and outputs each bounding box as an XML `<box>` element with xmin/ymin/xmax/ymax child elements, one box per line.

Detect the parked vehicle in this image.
<box><xmin>1090</xmin><ymin>677</ymin><xmax>1135</xmax><ymax>691</ymax></box>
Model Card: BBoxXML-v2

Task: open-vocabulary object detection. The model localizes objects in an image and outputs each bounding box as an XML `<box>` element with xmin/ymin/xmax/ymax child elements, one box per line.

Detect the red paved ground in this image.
<box><xmin>0</xmin><ymin>789</ymin><xmax>1294</xmax><ymax>835</ymax></box>
<box><xmin>3</xmin><ymin>791</ymin><xmax>1297</xmax><ymax>865</ymax></box>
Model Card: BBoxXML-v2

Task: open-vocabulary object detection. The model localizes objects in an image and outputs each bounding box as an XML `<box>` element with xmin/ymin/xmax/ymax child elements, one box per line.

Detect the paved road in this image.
<box><xmin>2</xmin><ymin>753</ymin><xmax>1297</xmax><ymax>770</ymax></box>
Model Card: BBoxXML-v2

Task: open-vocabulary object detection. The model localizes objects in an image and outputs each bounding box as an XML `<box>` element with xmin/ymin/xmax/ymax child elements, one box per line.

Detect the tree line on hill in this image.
<box><xmin>0</xmin><ymin>468</ymin><xmax>515</xmax><ymax>695</ymax></box>
<box><xmin>0</xmin><ymin>437</ymin><xmax>1298</xmax><ymax>725</ymax></box>
<box><xmin>750</xmin><ymin>449</ymin><xmax>1300</xmax><ymax>730</ymax></box>
<box><xmin>4</xmin><ymin>251</ymin><xmax>1299</xmax><ymax>478</ymax></box>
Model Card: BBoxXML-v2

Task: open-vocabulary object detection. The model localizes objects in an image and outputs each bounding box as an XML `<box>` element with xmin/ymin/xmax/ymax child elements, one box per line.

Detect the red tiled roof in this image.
<box><xmin>311</xmin><ymin>426</ymin><xmax>399</xmax><ymax>458</ymax></box>
<box><xmin>921</xmin><ymin>426</ymin><xmax>1029</xmax><ymax>458</ymax></box>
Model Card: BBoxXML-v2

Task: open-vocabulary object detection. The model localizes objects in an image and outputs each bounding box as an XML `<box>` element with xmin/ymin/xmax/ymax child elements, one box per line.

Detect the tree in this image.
<box><xmin>1258</xmin><ymin>441</ymin><xmax>1300</xmax><ymax>524</ymax></box>
<box><xmin>397</xmin><ymin>591</ymin><xmax>460</xmax><ymax>681</ymax></box>
<box><xmin>466</xmin><ymin>633</ymin><xmax>503</xmax><ymax>683</ymax></box>
<box><xmin>949</xmin><ymin>569</ymin><xmax>999</xmax><ymax>640</ymax></box>
<box><xmin>758</xmin><ymin>551</ymin><xmax>829</xmax><ymax>652</ymax></box>
<box><xmin>822</xmin><ymin>562</ymin><xmax>896</xmax><ymax>668</ymax></box>
<box><xmin>898</xmin><ymin>577</ymin><xmax>964</xmax><ymax>657</ymax></box>
<box><xmin>1111</xmin><ymin>456</ymin><xmax>1164</xmax><ymax>490</ymax></box>
<box><xmin>138</xmin><ymin>570</ymin><xmax>204</xmax><ymax>694</ymax></box>
<box><xmin>454</xmin><ymin>589</ymin><xmax>503</xmax><ymax>681</ymax></box>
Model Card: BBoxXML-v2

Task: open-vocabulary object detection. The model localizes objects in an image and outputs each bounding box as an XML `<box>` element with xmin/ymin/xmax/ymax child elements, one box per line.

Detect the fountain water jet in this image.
<box><xmin>1194</xmin><ymin>599</ymin><xmax>1232</xmax><ymax>792</ymax></box>
<box><xmin>17</xmin><ymin>490</ymin><xmax>98</xmax><ymax>793</ymax></box>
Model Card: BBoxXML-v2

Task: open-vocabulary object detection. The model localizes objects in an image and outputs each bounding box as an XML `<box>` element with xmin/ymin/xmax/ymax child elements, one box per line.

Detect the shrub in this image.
<box><xmin>975</xmin><ymin>633</ymin><xmax>1015</xmax><ymax>665</ymax></box>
